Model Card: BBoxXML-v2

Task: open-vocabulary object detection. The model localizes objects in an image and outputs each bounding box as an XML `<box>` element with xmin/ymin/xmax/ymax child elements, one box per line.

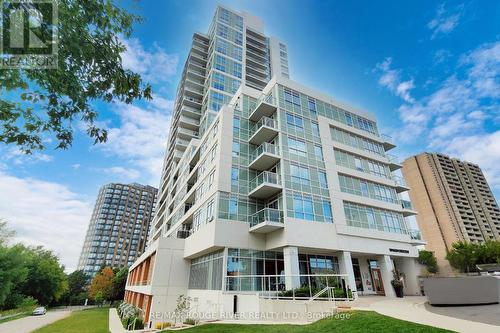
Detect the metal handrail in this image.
<box><xmin>252</xmin><ymin>116</ymin><xmax>276</xmax><ymax>132</ymax></box>
<box><xmin>392</xmin><ymin>175</ymin><xmax>407</xmax><ymax>187</ymax></box>
<box><xmin>250</xmin><ymin>142</ymin><xmax>279</xmax><ymax>160</ymax></box>
<box><xmin>409</xmin><ymin>229</ymin><xmax>422</xmax><ymax>240</ymax></box>
<box><xmin>250</xmin><ymin>208</ymin><xmax>283</xmax><ymax>226</ymax></box>
<box><xmin>401</xmin><ymin>199</ymin><xmax>413</xmax><ymax>210</ymax></box>
<box><xmin>225</xmin><ymin>273</ymin><xmax>354</xmax><ymax>301</ymax></box>
<box><xmin>249</xmin><ymin>171</ymin><xmax>279</xmax><ymax>190</ymax></box>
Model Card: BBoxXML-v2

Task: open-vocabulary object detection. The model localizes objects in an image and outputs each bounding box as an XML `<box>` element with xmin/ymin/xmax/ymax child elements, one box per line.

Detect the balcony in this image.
<box><xmin>177</xmin><ymin>127</ymin><xmax>198</xmax><ymax>140</ymax></box>
<box><xmin>249</xmin><ymin>95</ymin><xmax>277</xmax><ymax>121</ymax></box>
<box><xmin>249</xmin><ymin>208</ymin><xmax>284</xmax><ymax>233</ymax></box>
<box><xmin>381</xmin><ymin>134</ymin><xmax>396</xmax><ymax>151</ymax></box>
<box><xmin>401</xmin><ymin>200</ymin><xmax>417</xmax><ymax>216</ymax></box>
<box><xmin>248</xmin><ymin>143</ymin><xmax>280</xmax><ymax>171</ymax></box>
<box><xmin>248</xmin><ymin>171</ymin><xmax>282</xmax><ymax>199</ymax></box>
<box><xmin>386</xmin><ymin>154</ymin><xmax>403</xmax><ymax>171</ymax></box>
<box><xmin>392</xmin><ymin>176</ymin><xmax>410</xmax><ymax>193</ymax></box>
<box><xmin>179</xmin><ymin>115</ymin><xmax>200</xmax><ymax>130</ymax></box>
<box><xmin>249</xmin><ymin>117</ymin><xmax>279</xmax><ymax>145</ymax></box>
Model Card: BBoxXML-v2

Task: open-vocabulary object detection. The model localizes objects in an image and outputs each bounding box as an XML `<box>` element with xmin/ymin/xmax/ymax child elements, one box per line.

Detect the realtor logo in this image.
<box><xmin>0</xmin><ymin>0</ymin><xmax>58</xmax><ymax>68</ymax></box>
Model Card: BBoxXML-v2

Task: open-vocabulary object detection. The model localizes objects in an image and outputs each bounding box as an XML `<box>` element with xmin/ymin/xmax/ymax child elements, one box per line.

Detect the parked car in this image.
<box><xmin>32</xmin><ymin>307</ymin><xmax>46</xmax><ymax>316</ymax></box>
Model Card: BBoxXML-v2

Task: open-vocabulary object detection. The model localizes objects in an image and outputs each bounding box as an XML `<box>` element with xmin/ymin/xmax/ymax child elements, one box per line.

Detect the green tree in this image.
<box><xmin>110</xmin><ymin>267</ymin><xmax>128</xmax><ymax>301</ymax></box>
<box><xmin>89</xmin><ymin>266</ymin><xmax>114</xmax><ymax>302</ymax></box>
<box><xmin>0</xmin><ymin>0</ymin><xmax>152</xmax><ymax>152</ymax></box>
<box><xmin>418</xmin><ymin>250</ymin><xmax>438</xmax><ymax>274</ymax></box>
<box><xmin>476</xmin><ymin>241</ymin><xmax>500</xmax><ymax>265</ymax></box>
<box><xmin>446</xmin><ymin>241</ymin><xmax>480</xmax><ymax>273</ymax></box>
<box><xmin>63</xmin><ymin>270</ymin><xmax>89</xmax><ymax>305</ymax></box>
<box><xmin>0</xmin><ymin>244</ymin><xmax>29</xmax><ymax>308</ymax></box>
<box><xmin>18</xmin><ymin>246</ymin><xmax>68</xmax><ymax>305</ymax></box>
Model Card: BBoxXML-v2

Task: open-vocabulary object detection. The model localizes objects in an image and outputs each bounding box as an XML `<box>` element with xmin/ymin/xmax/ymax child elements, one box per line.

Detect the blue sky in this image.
<box><xmin>1</xmin><ymin>0</ymin><xmax>499</xmax><ymax>271</ymax></box>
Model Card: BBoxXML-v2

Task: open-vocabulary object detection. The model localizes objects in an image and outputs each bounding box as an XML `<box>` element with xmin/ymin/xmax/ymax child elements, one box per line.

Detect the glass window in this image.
<box><xmin>233</xmin><ymin>116</ymin><xmax>240</xmax><ymax>133</ymax></box>
<box><xmin>291</xmin><ymin>164</ymin><xmax>310</xmax><ymax>185</ymax></box>
<box><xmin>293</xmin><ymin>196</ymin><xmax>314</xmax><ymax>221</ymax></box>
<box><xmin>314</xmin><ymin>145</ymin><xmax>323</xmax><ymax>161</ymax></box>
<box><xmin>318</xmin><ymin>171</ymin><xmax>328</xmax><ymax>188</ymax></box>
<box><xmin>286</xmin><ymin>113</ymin><xmax>304</xmax><ymax>130</ymax></box>
<box><xmin>232</xmin><ymin>141</ymin><xmax>240</xmax><ymax>157</ymax></box>
<box><xmin>311</xmin><ymin>122</ymin><xmax>320</xmax><ymax>137</ymax></box>
<box><xmin>308</xmin><ymin>98</ymin><xmax>316</xmax><ymax>114</ymax></box>
<box><xmin>284</xmin><ymin>88</ymin><xmax>301</xmax><ymax>106</ymax></box>
<box><xmin>345</xmin><ymin>113</ymin><xmax>353</xmax><ymax>126</ymax></box>
<box><xmin>231</xmin><ymin>167</ymin><xmax>238</xmax><ymax>186</ymax></box>
<box><xmin>229</xmin><ymin>199</ymin><xmax>238</xmax><ymax>215</ymax></box>
<box><xmin>323</xmin><ymin>201</ymin><xmax>333</xmax><ymax>223</ymax></box>
<box><xmin>288</xmin><ymin>137</ymin><xmax>307</xmax><ymax>157</ymax></box>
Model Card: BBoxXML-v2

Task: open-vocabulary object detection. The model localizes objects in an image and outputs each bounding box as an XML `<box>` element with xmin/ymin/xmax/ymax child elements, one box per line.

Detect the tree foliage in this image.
<box><xmin>61</xmin><ymin>270</ymin><xmax>89</xmax><ymax>305</ymax></box>
<box><xmin>0</xmin><ymin>0</ymin><xmax>152</xmax><ymax>152</ymax></box>
<box><xmin>110</xmin><ymin>267</ymin><xmax>128</xmax><ymax>301</ymax></box>
<box><xmin>418</xmin><ymin>250</ymin><xmax>438</xmax><ymax>274</ymax></box>
<box><xmin>446</xmin><ymin>240</ymin><xmax>500</xmax><ymax>273</ymax></box>
<box><xmin>0</xmin><ymin>221</ymin><xmax>68</xmax><ymax>309</ymax></box>
<box><xmin>89</xmin><ymin>266</ymin><xmax>114</xmax><ymax>301</ymax></box>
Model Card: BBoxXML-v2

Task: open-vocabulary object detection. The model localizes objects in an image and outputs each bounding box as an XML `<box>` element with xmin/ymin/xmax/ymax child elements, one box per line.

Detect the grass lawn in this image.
<box><xmin>32</xmin><ymin>308</ymin><xmax>109</xmax><ymax>333</ymax></box>
<box><xmin>0</xmin><ymin>313</ymin><xmax>29</xmax><ymax>324</ymax></box>
<box><xmin>163</xmin><ymin>311</ymin><xmax>453</xmax><ymax>333</ymax></box>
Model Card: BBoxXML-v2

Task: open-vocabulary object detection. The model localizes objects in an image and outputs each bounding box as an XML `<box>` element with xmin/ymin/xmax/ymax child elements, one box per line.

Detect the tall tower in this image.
<box><xmin>78</xmin><ymin>183</ymin><xmax>157</xmax><ymax>276</ymax></box>
<box><xmin>158</xmin><ymin>7</ymin><xmax>290</xmax><ymax>236</ymax></box>
<box><xmin>403</xmin><ymin>153</ymin><xmax>500</xmax><ymax>275</ymax></box>
<box><xmin>125</xmin><ymin>6</ymin><xmax>423</xmax><ymax>326</ymax></box>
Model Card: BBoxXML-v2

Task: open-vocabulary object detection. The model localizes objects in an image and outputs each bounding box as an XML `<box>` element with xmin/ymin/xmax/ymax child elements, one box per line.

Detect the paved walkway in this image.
<box><xmin>0</xmin><ymin>310</ymin><xmax>70</xmax><ymax>333</ymax></box>
<box><xmin>109</xmin><ymin>308</ymin><xmax>126</xmax><ymax>333</ymax></box>
<box><xmin>350</xmin><ymin>296</ymin><xmax>500</xmax><ymax>333</ymax></box>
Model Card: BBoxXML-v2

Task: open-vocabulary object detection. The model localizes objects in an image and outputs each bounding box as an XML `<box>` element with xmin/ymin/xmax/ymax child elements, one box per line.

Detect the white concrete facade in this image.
<box><xmin>124</xmin><ymin>6</ymin><xmax>425</xmax><ymax>329</ymax></box>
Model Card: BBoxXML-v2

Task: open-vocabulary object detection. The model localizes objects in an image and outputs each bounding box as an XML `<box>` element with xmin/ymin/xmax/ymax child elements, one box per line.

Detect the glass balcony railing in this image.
<box><xmin>251</xmin><ymin>142</ymin><xmax>279</xmax><ymax>160</ymax></box>
<box><xmin>251</xmin><ymin>208</ymin><xmax>283</xmax><ymax>227</ymax></box>
<box><xmin>401</xmin><ymin>200</ymin><xmax>413</xmax><ymax>210</ymax></box>
<box><xmin>392</xmin><ymin>175</ymin><xmax>408</xmax><ymax>187</ymax></box>
<box><xmin>250</xmin><ymin>95</ymin><xmax>277</xmax><ymax>121</ymax></box>
<box><xmin>409</xmin><ymin>229</ymin><xmax>422</xmax><ymax>240</ymax></box>
<box><xmin>251</xmin><ymin>116</ymin><xmax>276</xmax><ymax>134</ymax></box>
<box><xmin>249</xmin><ymin>171</ymin><xmax>280</xmax><ymax>190</ymax></box>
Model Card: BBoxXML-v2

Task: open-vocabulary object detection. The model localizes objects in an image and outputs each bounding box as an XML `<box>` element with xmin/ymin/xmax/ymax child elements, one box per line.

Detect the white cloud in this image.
<box><xmin>375</xmin><ymin>41</ymin><xmax>500</xmax><ymax>195</ymax></box>
<box><xmin>433</xmin><ymin>49</ymin><xmax>452</xmax><ymax>65</ymax></box>
<box><xmin>121</xmin><ymin>38</ymin><xmax>179</xmax><ymax>83</ymax></box>
<box><xmin>100</xmin><ymin>166</ymin><xmax>141</xmax><ymax>180</ymax></box>
<box><xmin>427</xmin><ymin>3</ymin><xmax>463</xmax><ymax>39</ymax></box>
<box><xmin>98</xmin><ymin>97</ymin><xmax>173</xmax><ymax>185</ymax></box>
<box><xmin>0</xmin><ymin>171</ymin><xmax>93</xmax><ymax>272</ymax></box>
<box><xmin>375</xmin><ymin>57</ymin><xmax>415</xmax><ymax>103</ymax></box>
<box><xmin>2</xmin><ymin>147</ymin><xmax>53</xmax><ymax>165</ymax></box>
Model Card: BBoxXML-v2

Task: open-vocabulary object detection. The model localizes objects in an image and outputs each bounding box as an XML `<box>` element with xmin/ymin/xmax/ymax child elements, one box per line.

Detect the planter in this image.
<box><xmin>393</xmin><ymin>285</ymin><xmax>404</xmax><ymax>298</ymax></box>
<box><xmin>423</xmin><ymin>276</ymin><xmax>500</xmax><ymax>305</ymax></box>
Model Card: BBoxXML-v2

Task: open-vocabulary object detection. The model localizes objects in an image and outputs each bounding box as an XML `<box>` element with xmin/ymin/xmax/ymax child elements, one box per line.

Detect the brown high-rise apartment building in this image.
<box><xmin>78</xmin><ymin>183</ymin><xmax>158</xmax><ymax>276</ymax></box>
<box><xmin>403</xmin><ymin>153</ymin><xmax>500</xmax><ymax>275</ymax></box>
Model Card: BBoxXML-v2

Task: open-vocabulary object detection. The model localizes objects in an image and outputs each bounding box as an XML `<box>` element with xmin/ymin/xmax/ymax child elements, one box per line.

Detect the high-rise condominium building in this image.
<box><xmin>124</xmin><ymin>6</ymin><xmax>423</xmax><ymax>326</ymax></box>
<box><xmin>403</xmin><ymin>153</ymin><xmax>500</xmax><ymax>275</ymax></box>
<box><xmin>78</xmin><ymin>183</ymin><xmax>157</xmax><ymax>276</ymax></box>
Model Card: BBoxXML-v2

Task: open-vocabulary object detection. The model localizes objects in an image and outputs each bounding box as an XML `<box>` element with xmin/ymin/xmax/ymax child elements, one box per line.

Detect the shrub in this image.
<box><xmin>278</xmin><ymin>287</ymin><xmax>352</xmax><ymax>299</ymax></box>
<box><xmin>155</xmin><ymin>322</ymin><xmax>171</xmax><ymax>329</ymax></box>
<box><xmin>184</xmin><ymin>318</ymin><xmax>197</xmax><ymax>325</ymax></box>
<box><xmin>418</xmin><ymin>250</ymin><xmax>438</xmax><ymax>274</ymax></box>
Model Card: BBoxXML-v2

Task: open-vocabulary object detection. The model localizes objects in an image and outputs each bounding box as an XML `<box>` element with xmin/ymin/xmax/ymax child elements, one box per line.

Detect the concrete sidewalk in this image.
<box><xmin>352</xmin><ymin>296</ymin><xmax>500</xmax><ymax>333</ymax></box>
<box><xmin>0</xmin><ymin>310</ymin><xmax>70</xmax><ymax>333</ymax></box>
<box><xmin>109</xmin><ymin>308</ymin><xmax>126</xmax><ymax>333</ymax></box>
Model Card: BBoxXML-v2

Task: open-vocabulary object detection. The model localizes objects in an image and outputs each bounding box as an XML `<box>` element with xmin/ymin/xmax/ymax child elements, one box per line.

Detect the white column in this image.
<box><xmin>399</xmin><ymin>257</ymin><xmax>420</xmax><ymax>295</ymax></box>
<box><xmin>338</xmin><ymin>251</ymin><xmax>357</xmax><ymax>298</ymax></box>
<box><xmin>379</xmin><ymin>255</ymin><xmax>396</xmax><ymax>297</ymax></box>
<box><xmin>283</xmin><ymin>246</ymin><xmax>300</xmax><ymax>290</ymax></box>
